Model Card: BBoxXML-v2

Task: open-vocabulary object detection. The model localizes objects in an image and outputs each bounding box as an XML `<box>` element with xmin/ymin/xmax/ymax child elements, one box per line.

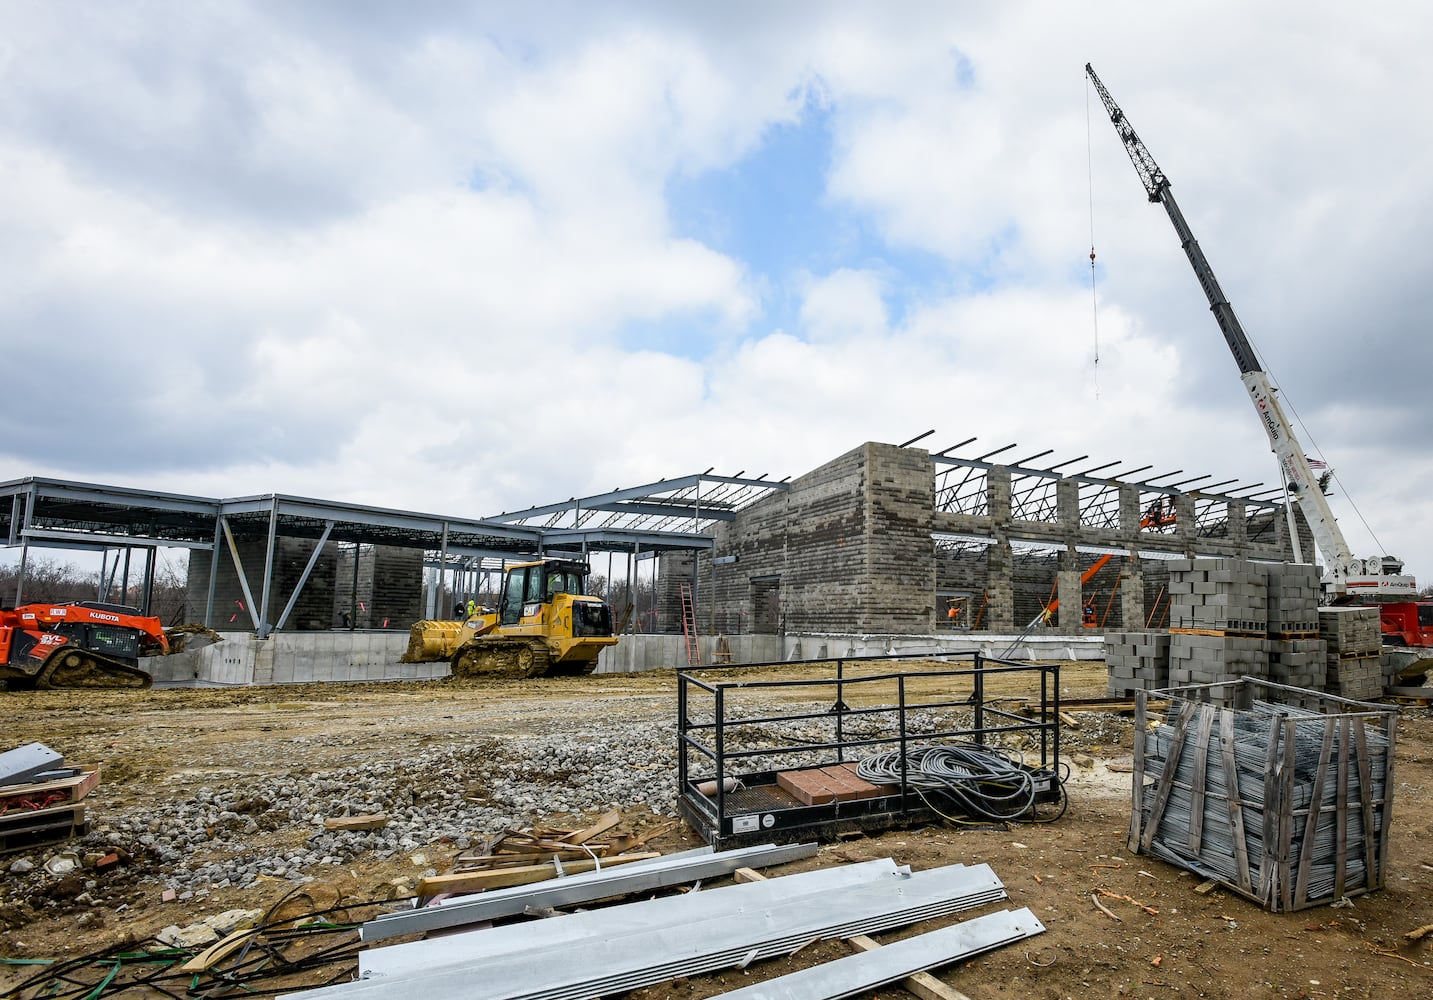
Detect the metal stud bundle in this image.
<box><xmin>1129</xmin><ymin>678</ymin><xmax>1395</xmax><ymax>912</ymax></box>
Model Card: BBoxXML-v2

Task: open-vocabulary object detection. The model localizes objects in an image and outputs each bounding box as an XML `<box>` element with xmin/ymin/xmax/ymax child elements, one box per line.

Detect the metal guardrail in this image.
<box><xmin>677</xmin><ymin>652</ymin><xmax>1062</xmax><ymax>844</ymax></box>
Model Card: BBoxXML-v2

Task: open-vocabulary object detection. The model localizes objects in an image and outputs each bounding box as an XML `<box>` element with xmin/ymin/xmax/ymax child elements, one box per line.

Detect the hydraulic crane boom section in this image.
<box><xmin>1085</xmin><ymin>63</ymin><xmax>1415</xmax><ymax>597</ymax></box>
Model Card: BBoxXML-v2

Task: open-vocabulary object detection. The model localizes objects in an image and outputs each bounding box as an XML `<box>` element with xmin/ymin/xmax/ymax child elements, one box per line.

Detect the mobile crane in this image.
<box><xmin>1085</xmin><ymin>63</ymin><xmax>1418</xmax><ymax>601</ymax></box>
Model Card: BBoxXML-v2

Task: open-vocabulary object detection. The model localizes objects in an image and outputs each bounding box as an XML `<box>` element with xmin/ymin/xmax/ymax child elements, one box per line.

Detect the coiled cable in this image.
<box><xmin>856</xmin><ymin>743</ymin><xmax>1067</xmax><ymax>824</ymax></box>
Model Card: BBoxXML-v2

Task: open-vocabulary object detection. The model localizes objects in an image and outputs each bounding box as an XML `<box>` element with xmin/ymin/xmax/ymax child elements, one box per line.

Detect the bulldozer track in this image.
<box><xmin>448</xmin><ymin>637</ymin><xmax>601</xmax><ymax>679</ymax></box>
<box><xmin>36</xmin><ymin>648</ymin><xmax>153</xmax><ymax>690</ymax></box>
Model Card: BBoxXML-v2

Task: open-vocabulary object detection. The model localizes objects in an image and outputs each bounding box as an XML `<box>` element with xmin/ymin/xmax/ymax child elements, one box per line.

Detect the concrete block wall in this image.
<box><xmin>1265</xmin><ymin>637</ymin><xmax>1327</xmax><ymax>689</ymax></box>
<box><xmin>693</xmin><ymin>442</ymin><xmax>933</xmax><ymax>638</ymax></box>
<box><xmin>1108</xmin><ymin>561</ymin><xmax>1388</xmax><ymax>700</ymax></box>
<box><xmin>1169</xmin><ymin>634</ymin><xmax>1267</xmax><ymax>686</ymax></box>
<box><xmin>186</xmin><ymin>538</ymin><xmax>338</xmax><ymax>632</ymax></box>
<box><xmin>333</xmin><ymin>545</ymin><xmax>424</xmax><ymax>631</ymax></box>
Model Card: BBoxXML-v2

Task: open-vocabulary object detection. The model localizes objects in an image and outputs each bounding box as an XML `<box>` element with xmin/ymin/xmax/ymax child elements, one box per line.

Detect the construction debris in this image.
<box><xmin>313</xmin><ymin>857</ymin><xmax>1038</xmax><ymax>999</ymax></box>
<box><xmin>0</xmin><ymin>743</ymin><xmax>98</xmax><ymax>855</ymax></box>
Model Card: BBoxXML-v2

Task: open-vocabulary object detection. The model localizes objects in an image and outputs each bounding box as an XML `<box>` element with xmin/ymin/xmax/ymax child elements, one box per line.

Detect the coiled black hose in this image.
<box><xmin>856</xmin><ymin>743</ymin><xmax>1066</xmax><ymax>823</ymax></box>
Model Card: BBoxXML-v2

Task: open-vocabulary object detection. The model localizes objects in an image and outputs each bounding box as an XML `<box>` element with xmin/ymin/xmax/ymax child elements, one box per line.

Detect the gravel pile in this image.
<box><xmin>7</xmin><ymin>717</ymin><xmax>681</xmax><ymax>900</ymax></box>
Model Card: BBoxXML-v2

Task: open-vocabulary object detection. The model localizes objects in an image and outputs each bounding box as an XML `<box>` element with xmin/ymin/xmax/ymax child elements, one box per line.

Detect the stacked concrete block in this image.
<box><xmin>1168</xmin><ymin>634</ymin><xmax>1267</xmax><ymax>686</ymax></box>
<box><xmin>1263</xmin><ymin>563</ymin><xmax>1321</xmax><ymax>634</ymax></box>
<box><xmin>1167</xmin><ymin>558</ymin><xmax>1267</xmax><ymax>633</ymax></box>
<box><xmin>1264</xmin><ymin>637</ymin><xmax>1328</xmax><ymax>690</ymax></box>
<box><xmin>1104</xmin><ymin>630</ymin><xmax>1170</xmax><ymax>696</ymax></box>
<box><xmin>1325</xmin><ymin>655</ymin><xmax>1382</xmax><ymax>702</ymax></box>
<box><xmin>1319</xmin><ymin>606</ymin><xmax>1383</xmax><ymax>701</ymax></box>
<box><xmin>1318</xmin><ymin>607</ymin><xmax>1381</xmax><ymax>653</ymax></box>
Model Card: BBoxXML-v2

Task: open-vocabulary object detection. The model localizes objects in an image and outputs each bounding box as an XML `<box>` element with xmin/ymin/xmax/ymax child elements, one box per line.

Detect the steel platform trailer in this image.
<box><xmin>677</xmin><ymin>652</ymin><xmax>1063</xmax><ymax>848</ymax></box>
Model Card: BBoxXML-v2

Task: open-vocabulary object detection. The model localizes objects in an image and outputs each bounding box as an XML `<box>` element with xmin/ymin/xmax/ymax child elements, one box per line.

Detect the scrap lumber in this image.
<box><xmin>417</xmin><ymin>852</ymin><xmax>660</xmax><ymax>897</ymax></box>
<box><xmin>568</xmin><ymin>809</ymin><xmax>621</xmax><ymax>844</ymax></box>
<box><xmin>324</xmin><ymin>814</ymin><xmax>388</xmax><ymax>831</ymax></box>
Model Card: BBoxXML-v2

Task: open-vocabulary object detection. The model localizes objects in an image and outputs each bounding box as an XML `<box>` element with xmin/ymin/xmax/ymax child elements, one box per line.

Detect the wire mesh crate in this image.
<box><xmin>1130</xmin><ymin>678</ymin><xmax>1396</xmax><ymax>912</ymax></box>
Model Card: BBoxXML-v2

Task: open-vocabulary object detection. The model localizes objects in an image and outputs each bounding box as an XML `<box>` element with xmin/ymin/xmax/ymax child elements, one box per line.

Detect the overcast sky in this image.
<box><xmin>2</xmin><ymin>2</ymin><xmax>1430</xmax><ymax>579</ymax></box>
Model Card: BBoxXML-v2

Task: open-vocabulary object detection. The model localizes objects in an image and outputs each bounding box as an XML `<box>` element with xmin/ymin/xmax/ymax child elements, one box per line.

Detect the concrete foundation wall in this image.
<box><xmin>144</xmin><ymin>629</ymin><xmax>1101</xmax><ymax>687</ymax></box>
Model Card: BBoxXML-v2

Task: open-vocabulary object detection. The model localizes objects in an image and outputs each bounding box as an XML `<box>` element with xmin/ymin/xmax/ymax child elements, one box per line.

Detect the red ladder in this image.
<box><xmin>680</xmin><ymin>582</ymin><xmax>701</xmax><ymax>666</ymax></box>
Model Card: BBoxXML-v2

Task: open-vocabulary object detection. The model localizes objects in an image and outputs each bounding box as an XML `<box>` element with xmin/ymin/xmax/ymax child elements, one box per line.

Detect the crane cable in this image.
<box><xmin>1085</xmin><ymin>76</ymin><xmax>1101</xmax><ymax>400</ymax></box>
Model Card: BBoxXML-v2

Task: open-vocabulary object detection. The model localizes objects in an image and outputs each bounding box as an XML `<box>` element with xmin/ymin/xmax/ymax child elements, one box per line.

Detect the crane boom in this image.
<box><xmin>1085</xmin><ymin>63</ymin><xmax>1415</xmax><ymax>598</ymax></box>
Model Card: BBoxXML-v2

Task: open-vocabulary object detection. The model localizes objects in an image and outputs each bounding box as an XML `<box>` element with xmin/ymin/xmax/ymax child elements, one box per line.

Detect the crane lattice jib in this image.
<box><xmin>1084</xmin><ymin>64</ymin><xmax>1260</xmax><ymax>377</ymax></box>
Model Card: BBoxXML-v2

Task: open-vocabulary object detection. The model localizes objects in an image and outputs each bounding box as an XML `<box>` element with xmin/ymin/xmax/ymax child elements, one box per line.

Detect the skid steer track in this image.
<box><xmin>36</xmin><ymin>648</ymin><xmax>153</xmax><ymax>689</ymax></box>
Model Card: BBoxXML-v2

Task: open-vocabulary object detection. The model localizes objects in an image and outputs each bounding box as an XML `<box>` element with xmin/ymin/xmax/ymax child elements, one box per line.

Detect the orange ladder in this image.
<box><xmin>680</xmin><ymin>582</ymin><xmax>701</xmax><ymax>666</ymax></box>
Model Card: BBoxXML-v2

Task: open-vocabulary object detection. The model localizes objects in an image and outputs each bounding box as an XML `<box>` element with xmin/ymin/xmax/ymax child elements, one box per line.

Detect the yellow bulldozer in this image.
<box><xmin>403</xmin><ymin>558</ymin><xmax>619</xmax><ymax>678</ymax></box>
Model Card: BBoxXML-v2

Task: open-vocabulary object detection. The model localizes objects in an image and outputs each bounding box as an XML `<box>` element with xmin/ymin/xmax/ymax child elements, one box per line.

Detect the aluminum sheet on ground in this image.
<box><xmin>290</xmin><ymin>862</ymin><xmax>1006</xmax><ymax>1000</ymax></box>
<box><xmin>361</xmin><ymin>842</ymin><xmax>814</xmax><ymax>942</ymax></box>
<box><xmin>361</xmin><ymin>858</ymin><xmax>908</xmax><ymax>979</ymax></box>
<box><xmin>712</xmin><ymin>906</ymin><xmax>1046</xmax><ymax>999</ymax></box>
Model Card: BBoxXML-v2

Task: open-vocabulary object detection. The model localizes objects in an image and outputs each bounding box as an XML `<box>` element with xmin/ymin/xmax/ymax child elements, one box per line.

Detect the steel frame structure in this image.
<box><xmin>0</xmin><ymin>473</ymin><xmax>787</xmax><ymax>635</ymax></box>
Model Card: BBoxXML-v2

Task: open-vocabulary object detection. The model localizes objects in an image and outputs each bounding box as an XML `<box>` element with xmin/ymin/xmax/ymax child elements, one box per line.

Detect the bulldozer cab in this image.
<box><xmin>499</xmin><ymin>560</ymin><xmax>590</xmax><ymax>625</ymax></box>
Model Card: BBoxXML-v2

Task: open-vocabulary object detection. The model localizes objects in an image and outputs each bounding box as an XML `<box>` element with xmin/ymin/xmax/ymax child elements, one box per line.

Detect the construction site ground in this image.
<box><xmin>2</xmin><ymin>661</ymin><xmax>1432</xmax><ymax>999</ymax></box>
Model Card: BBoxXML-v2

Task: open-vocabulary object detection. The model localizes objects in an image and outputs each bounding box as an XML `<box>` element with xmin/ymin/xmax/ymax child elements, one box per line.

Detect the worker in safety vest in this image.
<box><xmin>465</xmin><ymin>598</ymin><xmax>477</xmax><ymax>620</ymax></box>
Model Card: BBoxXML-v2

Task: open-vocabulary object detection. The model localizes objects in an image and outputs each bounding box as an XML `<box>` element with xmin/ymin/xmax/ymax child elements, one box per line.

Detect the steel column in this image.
<box><xmin>204</xmin><ymin>517</ymin><xmax>222</xmax><ymax>627</ymax></box>
<box><xmin>257</xmin><ymin>498</ymin><xmax>278</xmax><ymax>637</ymax></box>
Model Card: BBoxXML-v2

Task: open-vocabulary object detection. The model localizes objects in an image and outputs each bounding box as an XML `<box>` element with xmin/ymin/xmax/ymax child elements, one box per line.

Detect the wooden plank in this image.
<box><xmin>455</xmin><ymin>849</ymin><xmax>604</xmax><ymax>871</ymax></box>
<box><xmin>0</xmin><ymin>800</ymin><xmax>85</xmax><ymax>832</ymax></box>
<box><xmin>0</xmin><ymin>765</ymin><xmax>100</xmax><ymax>813</ymax></box>
<box><xmin>1257</xmin><ymin>715</ymin><xmax>1283</xmax><ymax>906</ymax></box>
<box><xmin>1218</xmin><ymin>709</ymin><xmax>1252</xmax><ymax>893</ymax></box>
<box><xmin>1139</xmin><ymin>700</ymin><xmax>1198</xmax><ymax>854</ymax></box>
<box><xmin>1279</xmin><ymin>717</ymin><xmax>1297</xmax><ymax>913</ymax></box>
<box><xmin>1293</xmin><ymin>718</ymin><xmax>1335</xmax><ymax>910</ymax></box>
<box><xmin>568</xmin><ymin>809</ymin><xmax>621</xmax><ymax>845</ymax></box>
<box><xmin>1377</xmin><ymin>711</ymin><xmax>1397</xmax><ymax>889</ymax></box>
<box><xmin>323</xmin><ymin>814</ymin><xmax>388</xmax><ymax>831</ymax></box>
<box><xmin>1186</xmin><ymin>705</ymin><xmax>1215</xmax><ymax>855</ymax></box>
<box><xmin>1333</xmin><ymin>716</ymin><xmax>1350</xmax><ymax>900</ymax></box>
<box><xmin>1354</xmin><ymin>721</ymin><xmax>1377</xmax><ymax>892</ymax></box>
<box><xmin>604</xmin><ymin>821</ymin><xmax>677</xmax><ymax>856</ymax></box>
<box><xmin>416</xmin><ymin>852</ymin><xmax>660</xmax><ymax>897</ymax></box>
<box><xmin>1127</xmin><ymin>691</ymin><xmax>1149</xmax><ymax>854</ymax></box>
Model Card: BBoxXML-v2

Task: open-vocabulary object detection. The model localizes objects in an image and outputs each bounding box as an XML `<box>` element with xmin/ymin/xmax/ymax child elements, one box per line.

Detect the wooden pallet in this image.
<box><xmin>0</xmin><ymin>765</ymin><xmax>99</xmax><ymax>816</ymax></box>
<box><xmin>0</xmin><ymin>803</ymin><xmax>86</xmax><ymax>855</ymax></box>
<box><xmin>1169</xmin><ymin>628</ymin><xmax>1265</xmax><ymax>639</ymax></box>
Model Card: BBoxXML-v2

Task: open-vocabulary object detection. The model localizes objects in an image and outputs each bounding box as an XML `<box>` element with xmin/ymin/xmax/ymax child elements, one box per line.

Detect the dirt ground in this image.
<box><xmin>2</xmin><ymin>663</ymin><xmax>1432</xmax><ymax>999</ymax></box>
